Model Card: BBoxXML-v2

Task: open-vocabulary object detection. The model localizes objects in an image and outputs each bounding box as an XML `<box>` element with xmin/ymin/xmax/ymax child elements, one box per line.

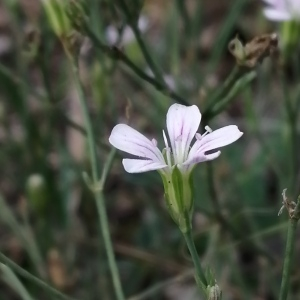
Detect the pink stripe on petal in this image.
<box><xmin>123</xmin><ymin>159</ymin><xmax>167</xmax><ymax>173</ymax></box>
<box><xmin>184</xmin><ymin>151</ymin><xmax>221</xmax><ymax>167</ymax></box>
<box><xmin>188</xmin><ymin>125</ymin><xmax>243</xmax><ymax>161</ymax></box>
<box><xmin>109</xmin><ymin>124</ymin><xmax>165</xmax><ymax>163</ymax></box>
<box><xmin>166</xmin><ymin>104</ymin><xmax>201</xmax><ymax>161</ymax></box>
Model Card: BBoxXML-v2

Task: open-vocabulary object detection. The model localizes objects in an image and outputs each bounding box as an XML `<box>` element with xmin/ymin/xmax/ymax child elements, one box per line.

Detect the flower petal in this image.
<box><xmin>166</xmin><ymin>104</ymin><xmax>201</xmax><ymax>163</ymax></box>
<box><xmin>183</xmin><ymin>151</ymin><xmax>221</xmax><ymax>167</ymax></box>
<box><xmin>123</xmin><ymin>159</ymin><xmax>167</xmax><ymax>173</ymax></box>
<box><xmin>186</xmin><ymin>125</ymin><xmax>243</xmax><ymax>165</ymax></box>
<box><xmin>109</xmin><ymin>124</ymin><xmax>165</xmax><ymax>163</ymax></box>
<box><xmin>263</xmin><ymin>0</ymin><xmax>286</xmax><ymax>9</ymax></box>
<box><xmin>263</xmin><ymin>8</ymin><xmax>292</xmax><ymax>21</ymax></box>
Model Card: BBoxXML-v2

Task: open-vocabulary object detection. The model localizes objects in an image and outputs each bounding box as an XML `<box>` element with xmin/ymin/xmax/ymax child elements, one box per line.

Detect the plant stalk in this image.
<box><xmin>85</xmin><ymin>27</ymin><xmax>187</xmax><ymax>105</ymax></box>
<box><xmin>0</xmin><ymin>252</ymin><xmax>76</xmax><ymax>300</ymax></box>
<box><xmin>116</xmin><ymin>0</ymin><xmax>166</xmax><ymax>86</ymax></box>
<box><xmin>69</xmin><ymin>57</ymin><xmax>125</xmax><ymax>300</ymax></box>
<box><xmin>182</xmin><ymin>229</ymin><xmax>208</xmax><ymax>290</ymax></box>
<box><xmin>279</xmin><ymin>198</ymin><xmax>300</xmax><ymax>300</ymax></box>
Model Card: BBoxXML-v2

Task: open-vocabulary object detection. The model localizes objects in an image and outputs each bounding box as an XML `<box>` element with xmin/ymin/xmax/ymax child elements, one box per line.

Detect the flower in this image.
<box><xmin>109</xmin><ymin>104</ymin><xmax>243</xmax><ymax>175</ymax></box>
<box><xmin>262</xmin><ymin>0</ymin><xmax>300</xmax><ymax>21</ymax></box>
<box><xmin>109</xmin><ymin>104</ymin><xmax>243</xmax><ymax>231</ymax></box>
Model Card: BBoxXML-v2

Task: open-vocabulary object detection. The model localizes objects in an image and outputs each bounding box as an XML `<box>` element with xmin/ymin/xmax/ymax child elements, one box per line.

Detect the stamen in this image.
<box><xmin>151</xmin><ymin>138</ymin><xmax>158</xmax><ymax>147</ymax></box>
<box><xmin>195</xmin><ymin>133</ymin><xmax>202</xmax><ymax>140</ymax></box>
<box><xmin>201</xmin><ymin>125</ymin><xmax>213</xmax><ymax>138</ymax></box>
<box><xmin>162</xmin><ymin>130</ymin><xmax>172</xmax><ymax>167</ymax></box>
<box><xmin>205</xmin><ymin>125</ymin><xmax>213</xmax><ymax>133</ymax></box>
<box><xmin>162</xmin><ymin>130</ymin><xmax>169</xmax><ymax>148</ymax></box>
<box><xmin>195</xmin><ymin>126</ymin><xmax>213</xmax><ymax>141</ymax></box>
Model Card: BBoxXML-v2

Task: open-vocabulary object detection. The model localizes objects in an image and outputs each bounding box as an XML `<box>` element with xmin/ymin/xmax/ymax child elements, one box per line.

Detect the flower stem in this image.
<box><xmin>182</xmin><ymin>229</ymin><xmax>208</xmax><ymax>291</ymax></box>
<box><xmin>0</xmin><ymin>263</ymin><xmax>35</xmax><ymax>300</ymax></box>
<box><xmin>116</xmin><ymin>0</ymin><xmax>166</xmax><ymax>86</ymax></box>
<box><xmin>175</xmin><ymin>0</ymin><xmax>191</xmax><ymax>39</ymax></box>
<box><xmin>69</xmin><ymin>57</ymin><xmax>125</xmax><ymax>300</ymax></box>
<box><xmin>279</xmin><ymin>198</ymin><xmax>300</xmax><ymax>300</ymax></box>
<box><xmin>204</xmin><ymin>70</ymin><xmax>257</xmax><ymax>121</ymax></box>
<box><xmin>85</xmin><ymin>26</ymin><xmax>187</xmax><ymax>105</ymax></box>
<box><xmin>0</xmin><ymin>252</ymin><xmax>76</xmax><ymax>300</ymax></box>
<box><xmin>205</xmin><ymin>65</ymin><xmax>240</xmax><ymax>111</ymax></box>
<box><xmin>281</xmin><ymin>73</ymin><xmax>298</xmax><ymax>192</ymax></box>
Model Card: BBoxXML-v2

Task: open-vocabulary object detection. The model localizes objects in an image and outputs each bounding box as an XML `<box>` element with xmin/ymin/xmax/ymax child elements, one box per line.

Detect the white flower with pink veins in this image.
<box><xmin>109</xmin><ymin>104</ymin><xmax>243</xmax><ymax>174</ymax></box>
<box><xmin>263</xmin><ymin>0</ymin><xmax>300</xmax><ymax>21</ymax></box>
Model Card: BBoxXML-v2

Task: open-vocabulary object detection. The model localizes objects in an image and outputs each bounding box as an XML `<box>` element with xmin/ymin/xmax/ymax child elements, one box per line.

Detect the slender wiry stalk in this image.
<box><xmin>205</xmin><ymin>65</ymin><xmax>240</xmax><ymax>111</ymax></box>
<box><xmin>0</xmin><ymin>263</ymin><xmax>35</xmax><ymax>300</ymax></box>
<box><xmin>68</xmin><ymin>56</ymin><xmax>125</xmax><ymax>300</ymax></box>
<box><xmin>0</xmin><ymin>252</ymin><xmax>76</xmax><ymax>300</ymax></box>
<box><xmin>279</xmin><ymin>218</ymin><xmax>298</xmax><ymax>300</ymax></box>
<box><xmin>204</xmin><ymin>70</ymin><xmax>257</xmax><ymax>121</ymax></box>
<box><xmin>116</xmin><ymin>0</ymin><xmax>166</xmax><ymax>86</ymax></box>
<box><xmin>279</xmin><ymin>197</ymin><xmax>300</xmax><ymax>300</ymax></box>
<box><xmin>281</xmin><ymin>74</ymin><xmax>298</xmax><ymax>191</ymax></box>
<box><xmin>0</xmin><ymin>195</ymin><xmax>46</xmax><ymax>279</ymax></box>
<box><xmin>175</xmin><ymin>0</ymin><xmax>191</xmax><ymax>39</ymax></box>
<box><xmin>85</xmin><ymin>27</ymin><xmax>187</xmax><ymax>105</ymax></box>
<box><xmin>182</xmin><ymin>230</ymin><xmax>208</xmax><ymax>290</ymax></box>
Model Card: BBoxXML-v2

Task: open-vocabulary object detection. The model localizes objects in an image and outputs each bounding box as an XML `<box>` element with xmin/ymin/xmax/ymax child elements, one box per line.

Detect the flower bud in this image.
<box><xmin>160</xmin><ymin>166</ymin><xmax>194</xmax><ymax>233</ymax></box>
<box><xmin>26</xmin><ymin>173</ymin><xmax>49</xmax><ymax>214</ymax></box>
<box><xmin>228</xmin><ymin>36</ymin><xmax>246</xmax><ymax>63</ymax></box>
<box><xmin>207</xmin><ymin>284</ymin><xmax>222</xmax><ymax>300</ymax></box>
<box><xmin>41</xmin><ymin>0</ymin><xmax>71</xmax><ymax>38</ymax></box>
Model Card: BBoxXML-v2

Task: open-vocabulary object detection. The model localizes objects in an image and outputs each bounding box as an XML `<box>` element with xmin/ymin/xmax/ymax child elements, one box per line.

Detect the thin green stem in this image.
<box><xmin>99</xmin><ymin>148</ymin><xmax>117</xmax><ymax>190</ymax></box>
<box><xmin>116</xmin><ymin>0</ymin><xmax>166</xmax><ymax>86</ymax></box>
<box><xmin>0</xmin><ymin>263</ymin><xmax>35</xmax><ymax>300</ymax></box>
<box><xmin>279</xmin><ymin>199</ymin><xmax>300</xmax><ymax>300</ymax></box>
<box><xmin>85</xmin><ymin>27</ymin><xmax>187</xmax><ymax>105</ymax></box>
<box><xmin>175</xmin><ymin>0</ymin><xmax>191</xmax><ymax>39</ymax></box>
<box><xmin>0</xmin><ymin>194</ymin><xmax>46</xmax><ymax>279</ymax></box>
<box><xmin>131</xmin><ymin>23</ymin><xmax>166</xmax><ymax>85</ymax></box>
<box><xmin>68</xmin><ymin>57</ymin><xmax>125</xmax><ymax>300</ymax></box>
<box><xmin>205</xmin><ymin>65</ymin><xmax>240</xmax><ymax>111</ymax></box>
<box><xmin>281</xmin><ymin>74</ymin><xmax>298</xmax><ymax>192</ymax></box>
<box><xmin>243</xmin><ymin>86</ymin><xmax>282</xmax><ymax>179</ymax></box>
<box><xmin>0</xmin><ymin>252</ymin><xmax>76</xmax><ymax>300</ymax></box>
<box><xmin>204</xmin><ymin>70</ymin><xmax>257</xmax><ymax>122</ymax></box>
<box><xmin>182</xmin><ymin>230</ymin><xmax>208</xmax><ymax>290</ymax></box>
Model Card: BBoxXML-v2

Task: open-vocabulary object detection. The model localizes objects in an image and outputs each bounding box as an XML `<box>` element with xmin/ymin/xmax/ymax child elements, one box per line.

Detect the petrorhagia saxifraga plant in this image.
<box><xmin>109</xmin><ymin>104</ymin><xmax>243</xmax><ymax>232</ymax></box>
<box><xmin>109</xmin><ymin>104</ymin><xmax>242</xmax><ymax>297</ymax></box>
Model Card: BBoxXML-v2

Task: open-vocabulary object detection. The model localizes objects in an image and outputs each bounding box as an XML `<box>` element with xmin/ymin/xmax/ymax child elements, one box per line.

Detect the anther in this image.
<box><xmin>205</xmin><ymin>125</ymin><xmax>213</xmax><ymax>133</ymax></box>
<box><xmin>195</xmin><ymin>133</ymin><xmax>202</xmax><ymax>140</ymax></box>
<box><xmin>152</xmin><ymin>138</ymin><xmax>158</xmax><ymax>147</ymax></box>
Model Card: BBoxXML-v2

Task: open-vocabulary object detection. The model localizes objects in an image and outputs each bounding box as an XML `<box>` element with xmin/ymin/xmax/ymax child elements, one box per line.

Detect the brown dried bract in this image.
<box><xmin>228</xmin><ymin>33</ymin><xmax>278</xmax><ymax>68</ymax></box>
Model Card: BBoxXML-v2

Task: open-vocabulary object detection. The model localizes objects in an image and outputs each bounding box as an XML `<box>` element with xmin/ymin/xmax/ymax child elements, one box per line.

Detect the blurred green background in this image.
<box><xmin>0</xmin><ymin>0</ymin><xmax>300</xmax><ymax>299</ymax></box>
